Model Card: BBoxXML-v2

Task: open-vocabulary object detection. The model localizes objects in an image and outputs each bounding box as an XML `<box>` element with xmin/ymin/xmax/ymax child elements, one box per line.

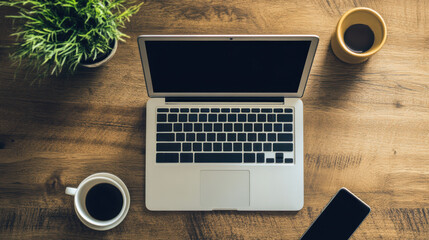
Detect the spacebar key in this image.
<box><xmin>195</xmin><ymin>153</ymin><xmax>242</xmax><ymax>163</ymax></box>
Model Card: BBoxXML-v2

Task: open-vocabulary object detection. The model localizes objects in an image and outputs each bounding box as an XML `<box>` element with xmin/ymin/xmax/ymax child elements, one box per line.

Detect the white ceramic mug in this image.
<box><xmin>65</xmin><ymin>172</ymin><xmax>130</xmax><ymax>231</ymax></box>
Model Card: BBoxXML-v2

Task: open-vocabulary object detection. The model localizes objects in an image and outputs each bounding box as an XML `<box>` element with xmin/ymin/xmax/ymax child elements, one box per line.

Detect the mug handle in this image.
<box><xmin>65</xmin><ymin>187</ymin><xmax>77</xmax><ymax>196</ymax></box>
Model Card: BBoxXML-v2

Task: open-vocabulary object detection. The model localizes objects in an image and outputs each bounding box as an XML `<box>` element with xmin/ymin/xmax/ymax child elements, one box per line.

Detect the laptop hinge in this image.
<box><xmin>165</xmin><ymin>97</ymin><xmax>284</xmax><ymax>103</ymax></box>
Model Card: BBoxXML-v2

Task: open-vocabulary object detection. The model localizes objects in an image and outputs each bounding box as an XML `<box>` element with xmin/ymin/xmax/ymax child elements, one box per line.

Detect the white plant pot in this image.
<box><xmin>80</xmin><ymin>39</ymin><xmax>118</xmax><ymax>68</ymax></box>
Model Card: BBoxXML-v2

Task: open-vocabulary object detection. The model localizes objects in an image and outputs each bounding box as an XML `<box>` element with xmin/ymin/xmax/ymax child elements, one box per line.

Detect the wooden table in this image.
<box><xmin>0</xmin><ymin>0</ymin><xmax>428</xmax><ymax>239</ymax></box>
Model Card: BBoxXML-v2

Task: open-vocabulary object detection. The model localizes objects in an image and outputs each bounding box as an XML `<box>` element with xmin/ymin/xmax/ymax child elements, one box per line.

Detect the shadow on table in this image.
<box><xmin>1</xmin><ymin>64</ymin><xmax>106</xmax><ymax>117</ymax></box>
<box><xmin>312</xmin><ymin>46</ymin><xmax>369</xmax><ymax>109</ymax></box>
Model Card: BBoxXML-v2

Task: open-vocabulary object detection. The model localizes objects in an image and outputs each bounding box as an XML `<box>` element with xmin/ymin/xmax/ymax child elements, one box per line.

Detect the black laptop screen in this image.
<box><xmin>144</xmin><ymin>40</ymin><xmax>311</xmax><ymax>93</ymax></box>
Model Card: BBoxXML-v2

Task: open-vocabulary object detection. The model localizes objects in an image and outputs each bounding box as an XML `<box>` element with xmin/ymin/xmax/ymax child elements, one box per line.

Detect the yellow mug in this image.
<box><xmin>331</xmin><ymin>7</ymin><xmax>387</xmax><ymax>64</ymax></box>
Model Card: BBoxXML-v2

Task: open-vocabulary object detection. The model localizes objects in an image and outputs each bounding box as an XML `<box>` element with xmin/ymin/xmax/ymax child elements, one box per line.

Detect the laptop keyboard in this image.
<box><xmin>155</xmin><ymin>107</ymin><xmax>294</xmax><ymax>164</ymax></box>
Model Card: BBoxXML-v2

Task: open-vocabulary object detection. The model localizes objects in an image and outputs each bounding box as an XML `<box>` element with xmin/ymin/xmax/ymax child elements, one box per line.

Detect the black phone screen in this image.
<box><xmin>301</xmin><ymin>188</ymin><xmax>371</xmax><ymax>240</ymax></box>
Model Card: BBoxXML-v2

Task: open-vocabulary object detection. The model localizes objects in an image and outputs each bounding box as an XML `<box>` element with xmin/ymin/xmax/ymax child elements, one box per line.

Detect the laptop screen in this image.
<box><xmin>144</xmin><ymin>40</ymin><xmax>312</xmax><ymax>93</ymax></box>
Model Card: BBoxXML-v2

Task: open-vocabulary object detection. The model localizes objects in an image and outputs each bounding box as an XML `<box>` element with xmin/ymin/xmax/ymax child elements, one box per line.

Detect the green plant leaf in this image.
<box><xmin>1</xmin><ymin>0</ymin><xmax>142</xmax><ymax>82</ymax></box>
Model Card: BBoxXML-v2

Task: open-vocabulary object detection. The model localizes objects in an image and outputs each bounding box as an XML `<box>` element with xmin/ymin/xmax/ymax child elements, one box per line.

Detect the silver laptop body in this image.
<box><xmin>138</xmin><ymin>35</ymin><xmax>319</xmax><ymax>211</ymax></box>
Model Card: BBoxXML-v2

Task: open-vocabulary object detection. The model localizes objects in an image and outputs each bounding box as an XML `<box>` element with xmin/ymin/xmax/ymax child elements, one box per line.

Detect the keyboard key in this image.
<box><xmin>274</xmin><ymin>124</ymin><xmax>282</xmax><ymax>132</ymax></box>
<box><xmin>267</xmin><ymin>114</ymin><xmax>276</xmax><ymax>122</ymax></box>
<box><xmin>284</xmin><ymin>158</ymin><xmax>294</xmax><ymax>163</ymax></box>
<box><xmin>197</xmin><ymin>133</ymin><xmax>206</xmax><ymax>141</ymax></box>
<box><xmin>233</xmin><ymin>143</ymin><xmax>242</xmax><ymax>151</ymax></box>
<box><xmin>244</xmin><ymin>124</ymin><xmax>252</xmax><ymax>132</ymax></box>
<box><xmin>167</xmin><ymin>108</ymin><xmax>180</xmax><ymax>114</ymax></box>
<box><xmin>201</xmin><ymin>108</ymin><xmax>210</xmax><ymax>113</ymax></box>
<box><xmin>157</xmin><ymin>124</ymin><xmax>172</xmax><ymax>132</ymax></box>
<box><xmin>195</xmin><ymin>153</ymin><xmax>242</xmax><ymax>163</ymax></box>
<box><xmin>258</xmin><ymin>133</ymin><xmax>266</xmax><ymax>141</ymax></box>
<box><xmin>204</xmin><ymin>123</ymin><xmax>213</xmax><ymax>132</ymax></box>
<box><xmin>227</xmin><ymin>133</ymin><xmax>236</xmax><ymax>141</ymax></box>
<box><xmin>223</xmin><ymin>143</ymin><xmax>233</xmax><ymax>151</ymax></box>
<box><xmin>191</xmin><ymin>108</ymin><xmax>199</xmax><ymax>113</ymax></box>
<box><xmin>273</xmin><ymin>143</ymin><xmax>293</xmax><ymax>151</ymax></box>
<box><xmin>274</xmin><ymin>108</ymin><xmax>283</xmax><ymax>113</ymax></box>
<box><xmin>217</xmin><ymin>133</ymin><xmax>226</xmax><ymax>141</ymax></box>
<box><xmin>168</xmin><ymin>114</ymin><xmax>178</xmax><ymax>122</ymax></box>
<box><xmin>157</xmin><ymin>133</ymin><xmax>174</xmax><ymax>141</ymax></box>
<box><xmin>238</xmin><ymin>114</ymin><xmax>246</xmax><ymax>122</ymax></box>
<box><xmin>268</xmin><ymin>133</ymin><xmax>276</xmax><ymax>141</ymax></box>
<box><xmin>189</xmin><ymin>114</ymin><xmax>198</xmax><ymax>122</ymax></box>
<box><xmin>244</xmin><ymin>153</ymin><xmax>256</xmax><ymax>163</ymax></box>
<box><xmin>263</xmin><ymin>143</ymin><xmax>272</xmax><ymax>151</ymax></box>
<box><xmin>214</xmin><ymin>123</ymin><xmax>223</xmax><ymax>132</ymax></box>
<box><xmin>218</xmin><ymin>114</ymin><xmax>227</xmax><ymax>122</ymax></box>
<box><xmin>208</xmin><ymin>114</ymin><xmax>217</xmax><ymax>122</ymax></box>
<box><xmin>257</xmin><ymin>114</ymin><xmax>267</xmax><ymax>122</ymax></box>
<box><xmin>278</xmin><ymin>133</ymin><xmax>293</xmax><ymax>141</ymax></box>
<box><xmin>157</xmin><ymin>143</ymin><xmax>181</xmax><ymax>151</ymax></box>
<box><xmin>179</xmin><ymin>114</ymin><xmax>187</xmax><ymax>122</ymax></box>
<box><xmin>180</xmin><ymin>108</ymin><xmax>189</xmax><ymax>113</ymax></box>
<box><xmin>244</xmin><ymin>143</ymin><xmax>252</xmax><ymax>151</ymax></box>
<box><xmin>238</xmin><ymin>133</ymin><xmax>246</xmax><ymax>141</ymax></box>
<box><xmin>228</xmin><ymin>114</ymin><xmax>237</xmax><ymax>122</ymax></box>
<box><xmin>199</xmin><ymin>114</ymin><xmax>208</xmax><ymax>122</ymax></box>
<box><xmin>221</xmin><ymin>108</ymin><xmax>231</xmax><ymax>113</ymax></box>
<box><xmin>264</xmin><ymin>123</ymin><xmax>272</xmax><ymax>132</ymax></box>
<box><xmin>157</xmin><ymin>108</ymin><xmax>168</xmax><ymax>112</ymax></box>
<box><xmin>231</xmin><ymin>108</ymin><xmax>240</xmax><ymax>113</ymax></box>
<box><xmin>263</xmin><ymin>143</ymin><xmax>272</xmax><ymax>152</ymax></box>
<box><xmin>176</xmin><ymin>133</ymin><xmax>185</xmax><ymax>141</ymax></box>
<box><xmin>251</xmin><ymin>108</ymin><xmax>260</xmax><ymax>113</ymax></box>
<box><xmin>207</xmin><ymin>133</ymin><xmax>216</xmax><ymax>141</ymax></box>
<box><xmin>253</xmin><ymin>143</ymin><xmax>262</xmax><ymax>151</ymax></box>
<box><xmin>186</xmin><ymin>133</ymin><xmax>195</xmax><ymax>141</ymax></box>
<box><xmin>248</xmin><ymin>114</ymin><xmax>256</xmax><ymax>122</ymax></box>
<box><xmin>203</xmin><ymin>143</ymin><xmax>212</xmax><ymax>151</ymax></box>
<box><xmin>213</xmin><ymin>143</ymin><xmax>222</xmax><ymax>151</ymax></box>
<box><xmin>278</xmin><ymin>114</ymin><xmax>293</xmax><ymax>122</ymax></box>
<box><xmin>257</xmin><ymin>153</ymin><xmax>265</xmax><ymax>163</ymax></box>
<box><xmin>157</xmin><ymin>114</ymin><xmax>167</xmax><ymax>122</ymax></box>
<box><xmin>234</xmin><ymin>123</ymin><xmax>243</xmax><ymax>132</ymax></box>
<box><xmin>156</xmin><ymin>153</ymin><xmax>178</xmax><ymax>163</ymax></box>
<box><xmin>180</xmin><ymin>153</ymin><xmax>193</xmax><ymax>163</ymax></box>
<box><xmin>248</xmin><ymin>133</ymin><xmax>257</xmax><ymax>141</ymax></box>
<box><xmin>211</xmin><ymin>108</ymin><xmax>220</xmax><ymax>113</ymax></box>
<box><xmin>184</xmin><ymin>123</ymin><xmax>193</xmax><ymax>132</ymax></box>
<box><xmin>266</xmin><ymin>158</ymin><xmax>274</xmax><ymax>163</ymax></box>
<box><xmin>174</xmin><ymin>123</ymin><xmax>182</xmax><ymax>132</ymax></box>
<box><xmin>194</xmin><ymin>123</ymin><xmax>202</xmax><ymax>132</ymax></box>
<box><xmin>284</xmin><ymin>124</ymin><xmax>293</xmax><ymax>132</ymax></box>
<box><xmin>254</xmin><ymin>124</ymin><xmax>263</xmax><ymax>132</ymax></box>
<box><xmin>241</xmin><ymin>108</ymin><xmax>250</xmax><ymax>113</ymax></box>
<box><xmin>276</xmin><ymin>153</ymin><xmax>283</xmax><ymax>163</ymax></box>
<box><xmin>224</xmin><ymin>123</ymin><xmax>233</xmax><ymax>132</ymax></box>
<box><xmin>193</xmin><ymin>143</ymin><xmax>202</xmax><ymax>151</ymax></box>
<box><xmin>261</xmin><ymin>108</ymin><xmax>272</xmax><ymax>113</ymax></box>
<box><xmin>182</xmin><ymin>143</ymin><xmax>191</xmax><ymax>151</ymax></box>
<box><xmin>284</xmin><ymin>109</ymin><xmax>293</xmax><ymax>113</ymax></box>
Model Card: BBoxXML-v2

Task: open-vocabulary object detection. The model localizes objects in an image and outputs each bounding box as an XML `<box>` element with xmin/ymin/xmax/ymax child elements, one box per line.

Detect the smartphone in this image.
<box><xmin>301</xmin><ymin>188</ymin><xmax>371</xmax><ymax>240</ymax></box>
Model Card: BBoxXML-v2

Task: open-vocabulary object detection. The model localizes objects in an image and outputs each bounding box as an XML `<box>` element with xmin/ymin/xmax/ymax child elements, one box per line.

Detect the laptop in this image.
<box><xmin>138</xmin><ymin>35</ymin><xmax>319</xmax><ymax>211</ymax></box>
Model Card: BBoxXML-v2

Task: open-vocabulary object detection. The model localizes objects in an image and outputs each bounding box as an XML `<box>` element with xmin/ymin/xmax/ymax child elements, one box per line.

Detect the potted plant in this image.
<box><xmin>0</xmin><ymin>0</ymin><xmax>142</xmax><ymax>81</ymax></box>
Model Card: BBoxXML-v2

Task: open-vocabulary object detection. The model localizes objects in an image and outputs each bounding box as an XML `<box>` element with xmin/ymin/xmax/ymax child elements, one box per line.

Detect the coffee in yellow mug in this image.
<box><xmin>331</xmin><ymin>7</ymin><xmax>387</xmax><ymax>64</ymax></box>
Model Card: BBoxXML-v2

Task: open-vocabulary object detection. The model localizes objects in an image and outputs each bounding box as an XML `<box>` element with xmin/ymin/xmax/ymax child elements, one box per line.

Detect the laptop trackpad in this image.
<box><xmin>200</xmin><ymin>170</ymin><xmax>250</xmax><ymax>209</ymax></box>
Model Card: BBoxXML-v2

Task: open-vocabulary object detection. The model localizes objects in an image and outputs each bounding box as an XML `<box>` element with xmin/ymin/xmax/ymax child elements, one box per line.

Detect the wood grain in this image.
<box><xmin>0</xmin><ymin>0</ymin><xmax>428</xmax><ymax>239</ymax></box>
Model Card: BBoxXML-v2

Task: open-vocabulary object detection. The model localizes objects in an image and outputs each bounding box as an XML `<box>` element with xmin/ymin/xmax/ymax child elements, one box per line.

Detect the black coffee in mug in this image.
<box><xmin>85</xmin><ymin>183</ymin><xmax>124</xmax><ymax>221</ymax></box>
<box><xmin>343</xmin><ymin>24</ymin><xmax>374</xmax><ymax>53</ymax></box>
